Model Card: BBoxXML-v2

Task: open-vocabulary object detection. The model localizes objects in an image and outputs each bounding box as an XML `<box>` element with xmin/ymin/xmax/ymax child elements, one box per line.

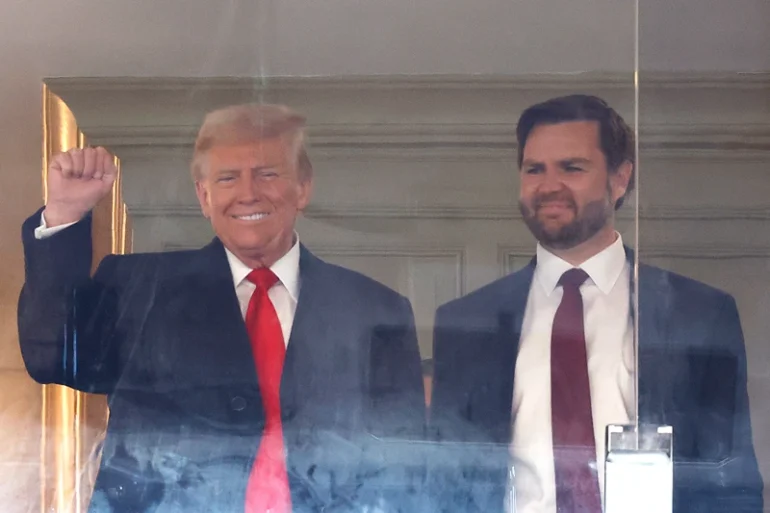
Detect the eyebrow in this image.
<box><xmin>559</xmin><ymin>158</ymin><xmax>592</xmax><ymax>166</ymax></box>
<box><xmin>520</xmin><ymin>157</ymin><xmax>592</xmax><ymax>168</ymax></box>
<box><xmin>216</xmin><ymin>164</ymin><xmax>277</xmax><ymax>174</ymax></box>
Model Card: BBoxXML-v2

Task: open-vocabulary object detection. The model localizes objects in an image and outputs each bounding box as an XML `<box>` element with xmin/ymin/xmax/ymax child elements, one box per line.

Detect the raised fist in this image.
<box><xmin>44</xmin><ymin>147</ymin><xmax>117</xmax><ymax>227</ymax></box>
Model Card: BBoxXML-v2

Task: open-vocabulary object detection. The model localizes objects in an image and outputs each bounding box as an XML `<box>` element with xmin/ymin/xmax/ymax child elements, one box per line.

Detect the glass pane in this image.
<box><xmin>637</xmin><ymin>0</ymin><xmax>770</xmax><ymax>510</ymax></box>
<box><xmin>7</xmin><ymin>2</ymin><xmax>641</xmax><ymax>513</ymax></box>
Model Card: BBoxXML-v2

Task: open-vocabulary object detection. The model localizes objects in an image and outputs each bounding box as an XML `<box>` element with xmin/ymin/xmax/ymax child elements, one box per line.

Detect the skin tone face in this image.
<box><xmin>195</xmin><ymin>137</ymin><xmax>312</xmax><ymax>269</ymax></box>
<box><xmin>518</xmin><ymin>120</ymin><xmax>631</xmax><ymax>266</ymax></box>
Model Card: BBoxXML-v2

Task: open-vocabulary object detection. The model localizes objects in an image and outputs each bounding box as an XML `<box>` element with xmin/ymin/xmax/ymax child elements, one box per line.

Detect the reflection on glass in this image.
<box><xmin>11</xmin><ymin>3</ymin><xmax>768</xmax><ymax>513</ymax></box>
<box><xmin>634</xmin><ymin>7</ymin><xmax>770</xmax><ymax>513</ymax></box>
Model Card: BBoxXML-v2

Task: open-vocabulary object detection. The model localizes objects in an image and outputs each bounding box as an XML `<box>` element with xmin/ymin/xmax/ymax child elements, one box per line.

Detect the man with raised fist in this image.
<box><xmin>18</xmin><ymin>104</ymin><xmax>425</xmax><ymax>513</ymax></box>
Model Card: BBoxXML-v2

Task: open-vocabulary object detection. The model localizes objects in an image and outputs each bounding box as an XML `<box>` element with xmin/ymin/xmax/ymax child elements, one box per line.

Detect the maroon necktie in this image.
<box><xmin>551</xmin><ymin>268</ymin><xmax>602</xmax><ymax>513</ymax></box>
<box><xmin>244</xmin><ymin>268</ymin><xmax>291</xmax><ymax>513</ymax></box>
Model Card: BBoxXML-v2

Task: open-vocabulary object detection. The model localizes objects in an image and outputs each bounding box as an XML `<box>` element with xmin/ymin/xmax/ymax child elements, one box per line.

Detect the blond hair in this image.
<box><xmin>191</xmin><ymin>103</ymin><xmax>312</xmax><ymax>181</ymax></box>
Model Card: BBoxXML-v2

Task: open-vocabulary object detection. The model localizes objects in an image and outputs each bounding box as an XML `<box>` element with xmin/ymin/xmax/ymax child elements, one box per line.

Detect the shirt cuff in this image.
<box><xmin>34</xmin><ymin>212</ymin><xmax>77</xmax><ymax>239</ymax></box>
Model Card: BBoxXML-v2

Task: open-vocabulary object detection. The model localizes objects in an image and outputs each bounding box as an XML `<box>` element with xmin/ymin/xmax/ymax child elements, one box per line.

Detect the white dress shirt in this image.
<box><xmin>509</xmin><ymin>234</ymin><xmax>635</xmax><ymax>513</ymax></box>
<box><xmin>36</xmin><ymin>212</ymin><xmax>301</xmax><ymax>346</ymax></box>
<box><xmin>35</xmin><ymin>212</ymin><xmax>76</xmax><ymax>238</ymax></box>
<box><xmin>224</xmin><ymin>243</ymin><xmax>300</xmax><ymax>346</ymax></box>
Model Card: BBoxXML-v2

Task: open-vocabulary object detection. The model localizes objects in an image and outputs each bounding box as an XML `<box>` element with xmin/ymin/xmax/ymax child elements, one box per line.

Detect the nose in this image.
<box><xmin>237</xmin><ymin>171</ymin><xmax>262</xmax><ymax>203</ymax></box>
<box><xmin>537</xmin><ymin>167</ymin><xmax>564</xmax><ymax>194</ymax></box>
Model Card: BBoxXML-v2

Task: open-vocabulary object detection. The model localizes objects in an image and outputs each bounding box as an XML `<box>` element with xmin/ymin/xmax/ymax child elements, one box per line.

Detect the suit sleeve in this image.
<box><xmin>429</xmin><ymin>303</ymin><xmax>472</xmax><ymax>442</ymax></box>
<box><xmin>426</xmin><ymin>304</ymin><xmax>504</xmax><ymax>513</ymax></box>
<box><xmin>18</xmin><ymin>209</ymin><xmax>122</xmax><ymax>394</ymax></box>
<box><xmin>354</xmin><ymin>295</ymin><xmax>427</xmax><ymax>512</ymax></box>
<box><xmin>698</xmin><ymin>295</ymin><xmax>764</xmax><ymax>512</ymax></box>
<box><xmin>369</xmin><ymin>295</ymin><xmax>425</xmax><ymax>438</ymax></box>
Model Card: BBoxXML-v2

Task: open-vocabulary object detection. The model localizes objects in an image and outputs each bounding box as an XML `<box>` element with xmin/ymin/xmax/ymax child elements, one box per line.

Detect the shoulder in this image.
<box><xmin>640</xmin><ymin>263</ymin><xmax>735</xmax><ymax>311</ymax></box>
<box><xmin>315</xmin><ymin>256</ymin><xmax>408</xmax><ymax>305</ymax></box>
<box><xmin>436</xmin><ymin>266</ymin><xmax>533</xmax><ymax>326</ymax></box>
<box><xmin>95</xmin><ymin>248</ymin><xmax>202</xmax><ymax>283</ymax></box>
<box><xmin>302</xmin><ymin>249</ymin><xmax>411</xmax><ymax>318</ymax></box>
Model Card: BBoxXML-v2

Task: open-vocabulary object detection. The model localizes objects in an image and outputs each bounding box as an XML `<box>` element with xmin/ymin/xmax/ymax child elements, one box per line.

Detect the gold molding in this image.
<box><xmin>41</xmin><ymin>85</ymin><xmax>132</xmax><ymax>513</ymax></box>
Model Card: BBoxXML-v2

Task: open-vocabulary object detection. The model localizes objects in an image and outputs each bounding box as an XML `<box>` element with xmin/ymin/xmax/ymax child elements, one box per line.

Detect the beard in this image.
<box><xmin>519</xmin><ymin>189</ymin><xmax>613</xmax><ymax>250</ymax></box>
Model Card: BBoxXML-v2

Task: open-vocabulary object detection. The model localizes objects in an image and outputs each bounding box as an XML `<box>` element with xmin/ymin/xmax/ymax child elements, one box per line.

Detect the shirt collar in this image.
<box><xmin>535</xmin><ymin>232</ymin><xmax>626</xmax><ymax>296</ymax></box>
<box><xmin>224</xmin><ymin>233</ymin><xmax>301</xmax><ymax>302</ymax></box>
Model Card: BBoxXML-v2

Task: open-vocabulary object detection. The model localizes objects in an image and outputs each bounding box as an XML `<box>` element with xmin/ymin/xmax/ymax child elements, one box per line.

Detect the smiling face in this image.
<box><xmin>195</xmin><ymin>138</ymin><xmax>312</xmax><ymax>268</ymax></box>
<box><xmin>518</xmin><ymin>121</ymin><xmax>630</xmax><ymax>253</ymax></box>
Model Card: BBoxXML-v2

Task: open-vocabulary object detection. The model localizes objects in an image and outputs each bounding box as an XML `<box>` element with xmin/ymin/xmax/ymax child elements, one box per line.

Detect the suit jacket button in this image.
<box><xmin>107</xmin><ymin>484</ymin><xmax>124</xmax><ymax>499</ymax></box>
<box><xmin>230</xmin><ymin>396</ymin><xmax>247</xmax><ymax>411</ymax></box>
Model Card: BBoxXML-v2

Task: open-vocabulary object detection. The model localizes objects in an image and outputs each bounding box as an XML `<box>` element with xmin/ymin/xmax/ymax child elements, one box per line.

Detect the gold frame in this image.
<box><xmin>41</xmin><ymin>84</ymin><xmax>132</xmax><ymax>513</ymax></box>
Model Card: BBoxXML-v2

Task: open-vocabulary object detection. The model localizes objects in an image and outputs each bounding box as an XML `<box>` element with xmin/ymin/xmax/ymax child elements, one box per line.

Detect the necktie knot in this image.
<box><xmin>559</xmin><ymin>268</ymin><xmax>588</xmax><ymax>290</ymax></box>
<box><xmin>247</xmin><ymin>267</ymin><xmax>278</xmax><ymax>291</ymax></box>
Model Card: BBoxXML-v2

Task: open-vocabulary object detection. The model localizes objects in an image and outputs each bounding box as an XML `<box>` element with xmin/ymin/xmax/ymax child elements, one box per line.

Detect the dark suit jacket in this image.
<box><xmin>18</xmin><ymin>209</ymin><xmax>426</xmax><ymax>513</ymax></box>
<box><xmin>428</xmin><ymin>248</ymin><xmax>763</xmax><ymax>513</ymax></box>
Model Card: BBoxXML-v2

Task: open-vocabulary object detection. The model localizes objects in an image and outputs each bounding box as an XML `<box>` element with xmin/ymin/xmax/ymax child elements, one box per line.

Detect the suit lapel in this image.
<box><xmin>174</xmin><ymin>239</ymin><xmax>262</xmax><ymax>403</ymax></box>
<box><xmin>280</xmin><ymin>245</ymin><xmax>329</xmax><ymax>419</ymax></box>
<box><xmin>628</xmin><ymin>249</ymin><xmax>676</xmax><ymax>426</ymax></box>
<box><xmin>505</xmin><ymin>259</ymin><xmax>536</xmax><ymax>342</ymax></box>
<box><xmin>500</xmin><ymin>259</ymin><xmax>535</xmax><ymax>366</ymax></box>
<box><xmin>489</xmin><ymin>259</ymin><xmax>535</xmax><ymax>442</ymax></box>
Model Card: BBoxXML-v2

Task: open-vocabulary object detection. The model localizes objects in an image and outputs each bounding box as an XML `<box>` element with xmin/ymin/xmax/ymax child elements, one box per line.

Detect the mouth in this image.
<box><xmin>537</xmin><ymin>202</ymin><xmax>574</xmax><ymax>213</ymax></box>
<box><xmin>232</xmin><ymin>213</ymin><xmax>270</xmax><ymax>221</ymax></box>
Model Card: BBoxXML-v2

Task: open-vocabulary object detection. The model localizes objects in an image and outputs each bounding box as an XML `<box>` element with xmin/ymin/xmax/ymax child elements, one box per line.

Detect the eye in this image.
<box><xmin>565</xmin><ymin>166</ymin><xmax>583</xmax><ymax>172</ymax></box>
<box><xmin>524</xmin><ymin>167</ymin><xmax>542</xmax><ymax>175</ymax></box>
<box><xmin>217</xmin><ymin>175</ymin><xmax>235</xmax><ymax>182</ymax></box>
<box><xmin>258</xmin><ymin>169</ymin><xmax>279</xmax><ymax>179</ymax></box>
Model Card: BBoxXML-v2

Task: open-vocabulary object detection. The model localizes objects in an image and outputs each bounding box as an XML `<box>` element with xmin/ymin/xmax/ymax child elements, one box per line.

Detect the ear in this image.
<box><xmin>296</xmin><ymin>175</ymin><xmax>313</xmax><ymax>212</ymax></box>
<box><xmin>195</xmin><ymin>180</ymin><xmax>211</xmax><ymax>218</ymax></box>
<box><xmin>610</xmin><ymin>160</ymin><xmax>633</xmax><ymax>206</ymax></box>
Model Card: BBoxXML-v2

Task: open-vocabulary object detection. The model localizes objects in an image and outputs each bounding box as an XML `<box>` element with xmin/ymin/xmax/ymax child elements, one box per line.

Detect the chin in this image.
<box><xmin>538</xmin><ymin>210</ymin><xmax>574</xmax><ymax>222</ymax></box>
<box><xmin>237</xmin><ymin>241</ymin><xmax>271</xmax><ymax>255</ymax></box>
<box><xmin>541</xmin><ymin>223</ymin><xmax>569</xmax><ymax>236</ymax></box>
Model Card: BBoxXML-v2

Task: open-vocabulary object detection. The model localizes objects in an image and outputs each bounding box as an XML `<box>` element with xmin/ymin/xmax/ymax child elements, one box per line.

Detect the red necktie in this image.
<box><xmin>244</xmin><ymin>268</ymin><xmax>291</xmax><ymax>513</ymax></box>
<box><xmin>551</xmin><ymin>268</ymin><xmax>602</xmax><ymax>513</ymax></box>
